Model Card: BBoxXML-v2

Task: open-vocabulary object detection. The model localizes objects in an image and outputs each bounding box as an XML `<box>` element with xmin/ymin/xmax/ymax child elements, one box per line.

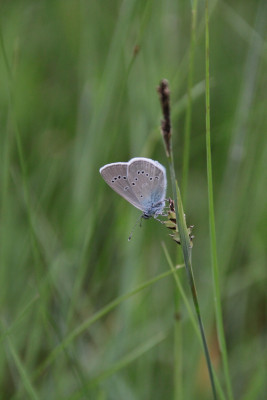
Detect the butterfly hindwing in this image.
<box><xmin>127</xmin><ymin>158</ymin><xmax>166</xmax><ymax>215</ymax></box>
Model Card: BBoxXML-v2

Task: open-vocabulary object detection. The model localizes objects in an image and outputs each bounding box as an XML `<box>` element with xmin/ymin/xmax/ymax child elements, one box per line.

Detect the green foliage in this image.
<box><xmin>0</xmin><ymin>0</ymin><xmax>266</xmax><ymax>399</ymax></box>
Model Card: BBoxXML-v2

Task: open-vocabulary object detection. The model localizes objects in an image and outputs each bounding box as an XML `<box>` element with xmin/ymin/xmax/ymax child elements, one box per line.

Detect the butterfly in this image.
<box><xmin>99</xmin><ymin>157</ymin><xmax>167</xmax><ymax>219</ymax></box>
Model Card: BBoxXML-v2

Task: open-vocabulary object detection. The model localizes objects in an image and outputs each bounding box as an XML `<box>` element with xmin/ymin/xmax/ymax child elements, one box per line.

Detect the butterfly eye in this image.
<box><xmin>118</xmin><ymin>176</ymin><xmax>121</xmax><ymax>179</ymax></box>
<box><xmin>146</xmin><ymin>173</ymin><xmax>149</xmax><ymax>177</ymax></box>
<box><xmin>132</xmin><ymin>182</ymin><xmax>136</xmax><ymax>186</ymax></box>
<box><xmin>149</xmin><ymin>177</ymin><xmax>153</xmax><ymax>181</ymax></box>
<box><xmin>123</xmin><ymin>176</ymin><xmax>127</xmax><ymax>180</ymax></box>
<box><xmin>124</xmin><ymin>186</ymin><xmax>129</xmax><ymax>191</ymax></box>
<box><xmin>137</xmin><ymin>171</ymin><xmax>140</xmax><ymax>174</ymax></box>
<box><xmin>135</xmin><ymin>177</ymin><xmax>138</xmax><ymax>181</ymax></box>
<box><xmin>155</xmin><ymin>176</ymin><xmax>159</xmax><ymax>180</ymax></box>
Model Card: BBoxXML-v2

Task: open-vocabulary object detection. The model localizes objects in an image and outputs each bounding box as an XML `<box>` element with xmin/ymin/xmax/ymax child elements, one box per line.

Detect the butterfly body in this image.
<box><xmin>99</xmin><ymin>157</ymin><xmax>167</xmax><ymax>218</ymax></box>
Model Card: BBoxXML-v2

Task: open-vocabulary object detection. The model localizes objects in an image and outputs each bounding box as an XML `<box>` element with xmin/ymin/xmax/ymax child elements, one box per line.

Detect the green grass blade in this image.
<box><xmin>69</xmin><ymin>331</ymin><xmax>168</xmax><ymax>400</ymax></box>
<box><xmin>35</xmin><ymin>267</ymin><xmax>182</xmax><ymax>377</ymax></box>
<box><xmin>205</xmin><ymin>1</ymin><xmax>234</xmax><ymax>399</ymax></box>
<box><xmin>182</xmin><ymin>0</ymin><xmax>198</xmax><ymax>204</ymax></box>
<box><xmin>4</xmin><ymin>330</ymin><xmax>39</xmax><ymax>400</ymax></box>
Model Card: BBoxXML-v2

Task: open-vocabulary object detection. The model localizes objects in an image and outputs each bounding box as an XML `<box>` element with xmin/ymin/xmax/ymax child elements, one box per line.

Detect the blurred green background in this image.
<box><xmin>0</xmin><ymin>0</ymin><xmax>266</xmax><ymax>399</ymax></box>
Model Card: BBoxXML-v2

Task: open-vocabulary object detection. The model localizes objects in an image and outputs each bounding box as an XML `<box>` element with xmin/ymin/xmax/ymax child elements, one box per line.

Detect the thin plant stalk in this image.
<box><xmin>182</xmin><ymin>0</ymin><xmax>198</xmax><ymax>204</ymax></box>
<box><xmin>0</xmin><ymin>24</ymin><xmax>43</xmax><ymax>284</ymax></box>
<box><xmin>172</xmin><ymin>159</ymin><xmax>217</xmax><ymax>400</ymax></box>
<box><xmin>175</xmin><ymin>3</ymin><xmax>198</xmax><ymax>393</ymax></box>
<box><xmin>1</xmin><ymin>321</ymin><xmax>39</xmax><ymax>400</ymax></box>
<box><xmin>162</xmin><ymin>243</ymin><xmax>226</xmax><ymax>400</ymax></box>
<box><xmin>158</xmin><ymin>80</ymin><xmax>217</xmax><ymax>400</ymax></box>
<box><xmin>205</xmin><ymin>1</ymin><xmax>234</xmax><ymax>399</ymax></box>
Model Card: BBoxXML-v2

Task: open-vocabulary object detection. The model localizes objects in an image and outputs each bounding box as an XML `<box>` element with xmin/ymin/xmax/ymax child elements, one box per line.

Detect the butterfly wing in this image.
<box><xmin>99</xmin><ymin>162</ymin><xmax>143</xmax><ymax>211</ymax></box>
<box><xmin>127</xmin><ymin>158</ymin><xmax>167</xmax><ymax>215</ymax></box>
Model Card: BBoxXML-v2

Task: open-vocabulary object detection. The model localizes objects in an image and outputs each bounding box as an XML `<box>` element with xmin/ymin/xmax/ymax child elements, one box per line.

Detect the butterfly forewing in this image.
<box><xmin>99</xmin><ymin>163</ymin><xmax>143</xmax><ymax>211</ymax></box>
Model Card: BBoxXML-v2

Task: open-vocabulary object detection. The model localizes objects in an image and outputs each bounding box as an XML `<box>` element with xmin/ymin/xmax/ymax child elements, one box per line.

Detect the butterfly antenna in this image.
<box><xmin>128</xmin><ymin>215</ymin><xmax>143</xmax><ymax>241</ymax></box>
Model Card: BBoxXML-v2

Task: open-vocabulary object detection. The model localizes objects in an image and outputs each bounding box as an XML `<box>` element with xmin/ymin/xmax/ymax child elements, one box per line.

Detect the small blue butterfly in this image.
<box><xmin>99</xmin><ymin>157</ymin><xmax>167</xmax><ymax>218</ymax></box>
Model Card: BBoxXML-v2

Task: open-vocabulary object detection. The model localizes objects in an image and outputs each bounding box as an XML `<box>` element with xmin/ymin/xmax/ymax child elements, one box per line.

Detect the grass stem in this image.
<box><xmin>182</xmin><ymin>0</ymin><xmax>198</xmax><ymax>204</ymax></box>
<box><xmin>169</xmin><ymin>153</ymin><xmax>217</xmax><ymax>400</ymax></box>
<box><xmin>158</xmin><ymin>79</ymin><xmax>217</xmax><ymax>399</ymax></box>
<box><xmin>205</xmin><ymin>1</ymin><xmax>234</xmax><ymax>399</ymax></box>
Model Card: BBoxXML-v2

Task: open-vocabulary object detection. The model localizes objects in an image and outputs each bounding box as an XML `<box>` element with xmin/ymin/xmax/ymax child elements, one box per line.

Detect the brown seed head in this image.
<box><xmin>157</xmin><ymin>79</ymin><xmax>171</xmax><ymax>157</ymax></box>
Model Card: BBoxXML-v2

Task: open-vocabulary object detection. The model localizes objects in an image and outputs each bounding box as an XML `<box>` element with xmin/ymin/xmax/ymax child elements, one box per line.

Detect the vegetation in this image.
<box><xmin>0</xmin><ymin>1</ymin><xmax>266</xmax><ymax>399</ymax></box>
